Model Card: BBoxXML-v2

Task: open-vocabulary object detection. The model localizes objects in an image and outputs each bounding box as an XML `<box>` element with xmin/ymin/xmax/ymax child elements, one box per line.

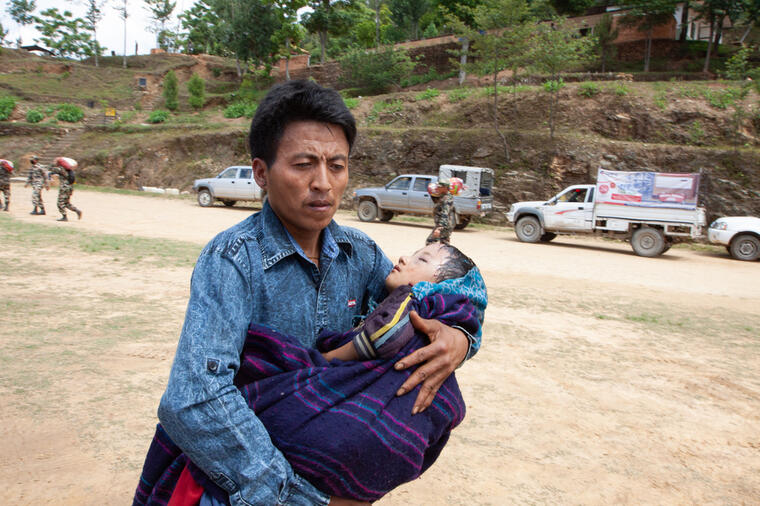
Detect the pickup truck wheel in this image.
<box><xmin>222</xmin><ymin>200</ymin><xmax>236</xmax><ymax>207</ymax></box>
<box><xmin>379</xmin><ymin>210</ymin><xmax>394</xmax><ymax>222</ymax></box>
<box><xmin>197</xmin><ymin>189</ymin><xmax>213</xmax><ymax>207</ymax></box>
<box><xmin>454</xmin><ymin>215</ymin><xmax>471</xmax><ymax>230</ymax></box>
<box><xmin>540</xmin><ymin>232</ymin><xmax>556</xmax><ymax>242</ymax></box>
<box><xmin>729</xmin><ymin>234</ymin><xmax>760</xmax><ymax>261</ymax></box>
<box><xmin>357</xmin><ymin>200</ymin><xmax>378</xmax><ymax>222</ymax></box>
<box><xmin>515</xmin><ymin>216</ymin><xmax>542</xmax><ymax>243</ymax></box>
<box><xmin>631</xmin><ymin>227</ymin><xmax>665</xmax><ymax>257</ymax></box>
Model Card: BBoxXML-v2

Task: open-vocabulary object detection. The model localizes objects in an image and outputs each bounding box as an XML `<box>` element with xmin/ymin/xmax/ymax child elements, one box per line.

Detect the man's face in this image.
<box><xmin>385</xmin><ymin>243</ymin><xmax>450</xmax><ymax>291</ymax></box>
<box><xmin>253</xmin><ymin>120</ymin><xmax>349</xmax><ymax>240</ymax></box>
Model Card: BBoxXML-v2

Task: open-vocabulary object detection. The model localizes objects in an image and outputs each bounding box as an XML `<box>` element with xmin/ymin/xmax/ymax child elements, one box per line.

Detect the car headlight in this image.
<box><xmin>709</xmin><ymin>220</ymin><xmax>727</xmax><ymax>230</ymax></box>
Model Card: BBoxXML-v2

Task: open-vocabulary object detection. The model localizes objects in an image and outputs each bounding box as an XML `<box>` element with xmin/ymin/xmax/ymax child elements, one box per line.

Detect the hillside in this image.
<box><xmin>1</xmin><ymin>50</ymin><xmax>759</xmax><ymax>222</ymax></box>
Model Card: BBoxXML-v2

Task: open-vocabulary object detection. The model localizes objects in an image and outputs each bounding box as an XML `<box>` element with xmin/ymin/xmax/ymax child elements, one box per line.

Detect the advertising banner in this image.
<box><xmin>596</xmin><ymin>169</ymin><xmax>700</xmax><ymax>209</ymax></box>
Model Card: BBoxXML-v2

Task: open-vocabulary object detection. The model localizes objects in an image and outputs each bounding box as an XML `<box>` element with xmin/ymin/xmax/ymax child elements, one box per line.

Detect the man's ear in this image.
<box><xmin>252</xmin><ymin>158</ymin><xmax>268</xmax><ymax>190</ymax></box>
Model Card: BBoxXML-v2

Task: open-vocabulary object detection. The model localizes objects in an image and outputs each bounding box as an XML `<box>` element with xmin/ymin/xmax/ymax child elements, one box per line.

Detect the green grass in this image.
<box><xmin>0</xmin><ymin>213</ymin><xmax>201</xmax><ymax>267</ymax></box>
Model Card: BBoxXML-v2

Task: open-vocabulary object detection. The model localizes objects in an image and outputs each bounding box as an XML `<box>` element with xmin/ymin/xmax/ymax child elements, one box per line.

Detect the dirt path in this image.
<box><xmin>2</xmin><ymin>183</ymin><xmax>760</xmax><ymax>504</ymax></box>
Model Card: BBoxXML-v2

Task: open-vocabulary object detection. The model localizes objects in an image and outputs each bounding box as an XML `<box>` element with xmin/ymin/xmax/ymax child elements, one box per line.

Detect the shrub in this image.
<box><xmin>339</xmin><ymin>46</ymin><xmax>416</xmax><ymax>95</ymax></box>
<box><xmin>447</xmin><ymin>87</ymin><xmax>473</xmax><ymax>102</ymax></box>
<box><xmin>187</xmin><ymin>73</ymin><xmax>206</xmax><ymax>110</ymax></box>
<box><xmin>223</xmin><ymin>102</ymin><xmax>258</xmax><ymax>118</ymax></box>
<box><xmin>400</xmin><ymin>68</ymin><xmax>454</xmax><ymax>88</ymax></box>
<box><xmin>343</xmin><ymin>97</ymin><xmax>359</xmax><ymax>109</ymax></box>
<box><xmin>703</xmin><ymin>88</ymin><xmax>738</xmax><ymax>109</ymax></box>
<box><xmin>26</xmin><ymin>109</ymin><xmax>45</xmax><ymax>123</ymax></box>
<box><xmin>163</xmin><ymin>70</ymin><xmax>179</xmax><ymax>111</ymax></box>
<box><xmin>415</xmin><ymin>88</ymin><xmax>440</xmax><ymax>101</ymax></box>
<box><xmin>147</xmin><ymin>110</ymin><xmax>170</xmax><ymax>123</ymax></box>
<box><xmin>578</xmin><ymin>82</ymin><xmax>600</xmax><ymax>98</ymax></box>
<box><xmin>543</xmin><ymin>79</ymin><xmax>564</xmax><ymax>93</ymax></box>
<box><xmin>56</xmin><ymin>104</ymin><xmax>84</xmax><ymax>122</ymax></box>
<box><xmin>612</xmin><ymin>83</ymin><xmax>629</xmax><ymax>96</ymax></box>
<box><xmin>0</xmin><ymin>96</ymin><xmax>16</xmax><ymax>120</ymax></box>
<box><xmin>687</xmin><ymin>120</ymin><xmax>705</xmax><ymax>146</ymax></box>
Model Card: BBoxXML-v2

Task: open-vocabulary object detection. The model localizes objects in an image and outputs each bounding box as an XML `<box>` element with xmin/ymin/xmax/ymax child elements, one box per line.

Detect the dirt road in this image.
<box><xmin>2</xmin><ymin>183</ymin><xmax>759</xmax><ymax>504</ymax></box>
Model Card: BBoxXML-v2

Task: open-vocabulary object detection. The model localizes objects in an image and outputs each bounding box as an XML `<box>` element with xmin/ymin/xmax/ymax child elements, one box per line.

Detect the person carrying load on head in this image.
<box><xmin>25</xmin><ymin>155</ymin><xmax>49</xmax><ymax>215</ymax></box>
<box><xmin>0</xmin><ymin>159</ymin><xmax>13</xmax><ymax>211</ymax></box>
<box><xmin>48</xmin><ymin>157</ymin><xmax>82</xmax><ymax>222</ymax></box>
<box><xmin>426</xmin><ymin>177</ymin><xmax>455</xmax><ymax>245</ymax></box>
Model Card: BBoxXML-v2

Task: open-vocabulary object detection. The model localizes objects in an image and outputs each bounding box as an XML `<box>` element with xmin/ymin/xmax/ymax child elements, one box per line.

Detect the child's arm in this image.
<box><xmin>321</xmin><ymin>341</ymin><xmax>359</xmax><ymax>361</ymax></box>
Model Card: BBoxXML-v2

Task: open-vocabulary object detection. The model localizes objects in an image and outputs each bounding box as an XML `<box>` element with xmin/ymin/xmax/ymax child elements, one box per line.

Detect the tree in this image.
<box><xmin>163</xmin><ymin>69</ymin><xmax>178</xmax><ymax>111</ymax></box>
<box><xmin>595</xmin><ymin>12</ymin><xmax>618</xmax><ymax>72</ymax></box>
<box><xmin>338</xmin><ymin>45</ymin><xmax>415</xmax><ymax>93</ymax></box>
<box><xmin>693</xmin><ymin>0</ymin><xmax>745</xmax><ymax>73</ymax></box>
<box><xmin>82</xmin><ymin>0</ymin><xmax>106</xmax><ymax>67</ymax></box>
<box><xmin>619</xmin><ymin>0</ymin><xmax>679</xmax><ymax>72</ymax></box>
<box><xmin>144</xmin><ymin>0</ymin><xmax>176</xmax><ymax>49</ymax></box>
<box><xmin>451</xmin><ymin>0</ymin><xmax>533</xmax><ymax>161</ymax></box>
<box><xmin>0</xmin><ymin>23</ymin><xmax>7</xmax><ymax>46</ymax></box>
<box><xmin>34</xmin><ymin>8</ymin><xmax>95</xmax><ymax>59</ymax></box>
<box><xmin>389</xmin><ymin>0</ymin><xmax>431</xmax><ymax>40</ymax></box>
<box><xmin>187</xmin><ymin>73</ymin><xmax>205</xmax><ymax>110</ymax></box>
<box><xmin>178</xmin><ymin>0</ymin><xmax>225</xmax><ymax>55</ymax></box>
<box><xmin>210</xmin><ymin>0</ymin><xmax>281</xmax><ymax>75</ymax></box>
<box><xmin>272</xmin><ymin>0</ymin><xmax>308</xmax><ymax>80</ymax></box>
<box><xmin>553</xmin><ymin>0</ymin><xmax>595</xmax><ymax>16</ymax></box>
<box><xmin>114</xmin><ymin>0</ymin><xmax>128</xmax><ymax>68</ymax></box>
<box><xmin>529</xmin><ymin>17</ymin><xmax>596</xmax><ymax>139</ymax></box>
<box><xmin>301</xmin><ymin>0</ymin><xmax>356</xmax><ymax>64</ymax></box>
<box><xmin>7</xmin><ymin>0</ymin><xmax>37</xmax><ymax>45</ymax></box>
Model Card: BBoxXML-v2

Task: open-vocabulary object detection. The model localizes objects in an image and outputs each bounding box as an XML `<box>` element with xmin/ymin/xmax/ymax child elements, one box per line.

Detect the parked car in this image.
<box><xmin>352</xmin><ymin>165</ymin><xmax>494</xmax><ymax>229</ymax></box>
<box><xmin>708</xmin><ymin>216</ymin><xmax>760</xmax><ymax>261</ymax></box>
<box><xmin>193</xmin><ymin>166</ymin><xmax>264</xmax><ymax>207</ymax></box>
<box><xmin>507</xmin><ymin>170</ymin><xmax>706</xmax><ymax>257</ymax></box>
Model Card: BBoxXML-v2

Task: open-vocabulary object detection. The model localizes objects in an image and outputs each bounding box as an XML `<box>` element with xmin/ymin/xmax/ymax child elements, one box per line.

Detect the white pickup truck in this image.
<box><xmin>193</xmin><ymin>165</ymin><xmax>264</xmax><ymax>207</ymax></box>
<box><xmin>506</xmin><ymin>170</ymin><xmax>707</xmax><ymax>257</ymax></box>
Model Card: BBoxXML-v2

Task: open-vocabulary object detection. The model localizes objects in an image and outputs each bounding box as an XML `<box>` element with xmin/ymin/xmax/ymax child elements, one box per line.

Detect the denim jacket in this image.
<box><xmin>158</xmin><ymin>203</ymin><xmax>480</xmax><ymax>505</ymax></box>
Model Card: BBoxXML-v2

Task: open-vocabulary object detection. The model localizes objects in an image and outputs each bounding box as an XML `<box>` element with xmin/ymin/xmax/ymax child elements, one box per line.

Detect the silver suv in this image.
<box><xmin>352</xmin><ymin>165</ymin><xmax>494</xmax><ymax>229</ymax></box>
<box><xmin>193</xmin><ymin>166</ymin><xmax>264</xmax><ymax>207</ymax></box>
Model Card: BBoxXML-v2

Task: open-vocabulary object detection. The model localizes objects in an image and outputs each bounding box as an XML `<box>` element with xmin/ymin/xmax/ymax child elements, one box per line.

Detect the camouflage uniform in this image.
<box><xmin>426</xmin><ymin>192</ymin><xmax>454</xmax><ymax>245</ymax></box>
<box><xmin>26</xmin><ymin>163</ymin><xmax>49</xmax><ymax>212</ymax></box>
<box><xmin>48</xmin><ymin>165</ymin><xmax>81</xmax><ymax>220</ymax></box>
<box><xmin>0</xmin><ymin>164</ymin><xmax>10</xmax><ymax>211</ymax></box>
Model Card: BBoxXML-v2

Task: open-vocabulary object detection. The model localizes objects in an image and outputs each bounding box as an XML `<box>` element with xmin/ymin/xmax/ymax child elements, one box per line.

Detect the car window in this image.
<box><xmin>558</xmin><ymin>188</ymin><xmax>587</xmax><ymax>203</ymax></box>
<box><xmin>413</xmin><ymin>178</ymin><xmax>432</xmax><ymax>192</ymax></box>
<box><xmin>586</xmin><ymin>187</ymin><xmax>594</xmax><ymax>203</ymax></box>
<box><xmin>388</xmin><ymin>177</ymin><xmax>411</xmax><ymax>191</ymax></box>
<box><xmin>219</xmin><ymin>168</ymin><xmax>237</xmax><ymax>178</ymax></box>
<box><xmin>238</xmin><ymin>168</ymin><xmax>252</xmax><ymax>179</ymax></box>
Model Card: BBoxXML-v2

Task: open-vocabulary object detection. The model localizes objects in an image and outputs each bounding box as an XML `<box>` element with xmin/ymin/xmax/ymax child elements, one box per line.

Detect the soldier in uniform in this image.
<box><xmin>47</xmin><ymin>157</ymin><xmax>82</xmax><ymax>222</ymax></box>
<box><xmin>426</xmin><ymin>177</ymin><xmax>455</xmax><ymax>245</ymax></box>
<box><xmin>24</xmin><ymin>156</ymin><xmax>49</xmax><ymax>215</ymax></box>
<box><xmin>0</xmin><ymin>159</ymin><xmax>12</xmax><ymax>211</ymax></box>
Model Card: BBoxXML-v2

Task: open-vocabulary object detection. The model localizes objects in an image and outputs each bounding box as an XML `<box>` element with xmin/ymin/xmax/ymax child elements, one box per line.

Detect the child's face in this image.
<box><xmin>385</xmin><ymin>243</ymin><xmax>450</xmax><ymax>291</ymax></box>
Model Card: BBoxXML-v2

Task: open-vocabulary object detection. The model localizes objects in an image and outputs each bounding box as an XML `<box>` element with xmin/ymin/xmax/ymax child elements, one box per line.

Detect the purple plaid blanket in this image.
<box><xmin>134</xmin><ymin>292</ymin><xmax>479</xmax><ymax>504</ymax></box>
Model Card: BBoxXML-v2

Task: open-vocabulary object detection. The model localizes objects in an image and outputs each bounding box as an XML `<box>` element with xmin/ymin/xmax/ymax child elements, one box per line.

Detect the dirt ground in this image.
<box><xmin>1</xmin><ymin>183</ymin><xmax>759</xmax><ymax>505</ymax></box>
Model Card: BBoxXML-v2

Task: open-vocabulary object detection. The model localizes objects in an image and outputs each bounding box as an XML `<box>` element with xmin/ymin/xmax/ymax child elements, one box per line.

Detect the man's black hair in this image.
<box><xmin>248</xmin><ymin>80</ymin><xmax>357</xmax><ymax>168</ymax></box>
<box><xmin>434</xmin><ymin>244</ymin><xmax>476</xmax><ymax>282</ymax></box>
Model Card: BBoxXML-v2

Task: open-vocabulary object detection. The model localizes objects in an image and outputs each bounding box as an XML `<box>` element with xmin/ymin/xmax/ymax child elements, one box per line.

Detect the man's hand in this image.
<box><xmin>329</xmin><ymin>496</ymin><xmax>370</xmax><ymax>505</ymax></box>
<box><xmin>394</xmin><ymin>311</ymin><xmax>468</xmax><ymax>414</ymax></box>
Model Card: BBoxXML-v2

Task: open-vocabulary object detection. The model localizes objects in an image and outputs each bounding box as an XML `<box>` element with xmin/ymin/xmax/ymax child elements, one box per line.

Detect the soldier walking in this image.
<box><xmin>25</xmin><ymin>156</ymin><xmax>49</xmax><ymax>215</ymax></box>
<box><xmin>48</xmin><ymin>157</ymin><xmax>82</xmax><ymax>222</ymax></box>
<box><xmin>426</xmin><ymin>177</ymin><xmax>455</xmax><ymax>245</ymax></box>
<box><xmin>0</xmin><ymin>159</ymin><xmax>13</xmax><ymax>211</ymax></box>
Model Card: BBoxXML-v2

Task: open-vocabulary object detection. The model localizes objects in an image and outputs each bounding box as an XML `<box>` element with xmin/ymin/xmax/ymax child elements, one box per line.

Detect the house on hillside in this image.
<box><xmin>571</xmin><ymin>3</ymin><xmax>733</xmax><ymax>45</ymax></box>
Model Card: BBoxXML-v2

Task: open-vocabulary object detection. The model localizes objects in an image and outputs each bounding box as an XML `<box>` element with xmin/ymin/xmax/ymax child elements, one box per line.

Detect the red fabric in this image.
<box><xmin>167</xmin><ymin>464</ymin><xmax>204</xmax><ymax>506</ymax></box>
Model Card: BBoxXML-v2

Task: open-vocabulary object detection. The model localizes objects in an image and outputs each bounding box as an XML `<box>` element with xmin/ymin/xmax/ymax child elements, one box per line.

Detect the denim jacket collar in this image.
<box><xmin>257</xmin><ymin>202</ymin><xmax>354</xmax><ymax>270</ymax></box>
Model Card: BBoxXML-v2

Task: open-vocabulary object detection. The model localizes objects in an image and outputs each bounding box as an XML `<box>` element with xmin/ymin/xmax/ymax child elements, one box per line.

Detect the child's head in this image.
<box><xmin>385</xmin><ymin>243</ymin><xmax>475</xmax><ymax>292</ymax></box>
